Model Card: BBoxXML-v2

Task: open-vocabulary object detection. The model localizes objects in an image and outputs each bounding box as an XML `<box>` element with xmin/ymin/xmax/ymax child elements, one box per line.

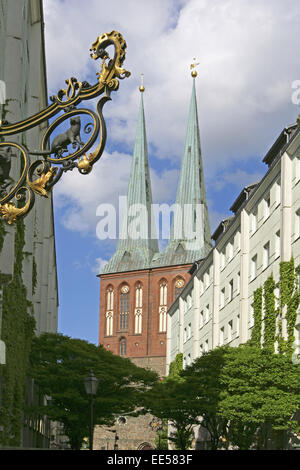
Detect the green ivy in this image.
<box><xmin>279</xmin><ymin>259</ymin><xmax>300</xmax><ymax>356</ymax></box>
<box><xmin>168</xmin><ymin>353</ymin><xmax>183</xmax><ymax>379</ymax></box>
<box><xmin>251</xmin><ymin>259</ymin><xmax>300</xmax><ymax>357</ymax></box>
<box><xmin>250</xmin><ymin>287</ymin><xmax>263</xmax><ymax>347</ymax></box>
<box><xmin>263</xmin><ymin>275</ymin><xmax>276</xmax><ymax>352</ymax></box>
<box><xmin>32</xmin><ymin>256</ymin><xmax>37</xmax><ymax>296</ymax></box>
<box><xmin>0</xmin><ymin>218</ymin><xmax>36</xmax><ymax>447</ymax></box>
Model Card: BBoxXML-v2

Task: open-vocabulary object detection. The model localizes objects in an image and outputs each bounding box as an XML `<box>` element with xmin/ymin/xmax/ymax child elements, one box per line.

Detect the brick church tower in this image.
<box><xmin>98</xmin><ymin>73</ymin><xmax>212</xmax><ymax>380</ymax></box>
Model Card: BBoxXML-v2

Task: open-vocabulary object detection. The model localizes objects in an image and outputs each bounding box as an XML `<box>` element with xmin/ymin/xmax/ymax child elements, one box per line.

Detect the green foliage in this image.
<box><xmin>168</xmin><ymin>353</ymin><xmax>183</xmax><ymax>379</ymax></box>
<box><xmin>141</xmin><ymin>378</ymin><xmax>201</xmax><ymax>450</ymax></box>
<box><xmin>218</xmin><ymin>345</ymin><xmax>300</xmax><ymax>449</ymax></box>
<box><xmin>32</xmin><ymin>256</ymin><xmax>37</xmax><ymax>296</ymax></box>
<box><xmin>29</xmin><ymin>332</ymin><xmax>158</xmax><ymax>450</ymax></box>
<box><xmin>263</xmin><ymin>275</ymin><xmax>276</xmax><ymax>352</ymax></box>
<box><xmin>250</xmin><ymin>287</ymin><xmax>262</xmax><ymax>347</ymax></box>
<box><xmin>251</xmin><ymin>260</ymin><xmax>300</xmax><ymax>357</ymax></box>
<box><xmin>0</xmin><ymin>219</ymin><xmax>36</xmax><ymax>447</ymax></box>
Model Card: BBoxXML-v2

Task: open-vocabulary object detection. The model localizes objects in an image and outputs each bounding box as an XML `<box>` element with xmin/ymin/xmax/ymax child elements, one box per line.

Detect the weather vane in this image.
<box><xmin>190</xmin><ymin>57</ymin><xmax>200</xmax><ymax>77</ymax></box>
<box><xmin>0</xmin><ymin>31</ymin><xmax>130</xmax><ymax>224</ymax></box>
<box><xmin>139</xmin><ymin>73</ymin><xmax>145</xmax><ymax>92</ymax></box>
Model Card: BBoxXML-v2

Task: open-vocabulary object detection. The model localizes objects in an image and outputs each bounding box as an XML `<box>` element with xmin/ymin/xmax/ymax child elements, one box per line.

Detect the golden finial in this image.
<box><xmin>139</xmin><ymin>73</ymin><xmax>145</xmax><ymax>92</ymax></box>
<box><xmin>190</xmin><ymin>58</ymin><xmax>200</xmax><ymax>78</ymax></box>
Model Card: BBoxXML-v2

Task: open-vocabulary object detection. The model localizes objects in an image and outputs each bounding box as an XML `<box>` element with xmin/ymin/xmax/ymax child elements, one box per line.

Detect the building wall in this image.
<box><xmin>0</xmin><ymin>0</ymin><xmax>58</xmax><ymax>447</ymax></box>
<box><xmin>168</xmin><ymin>131</ymin><xmax>300</xmax><ymax>370</ymax></box>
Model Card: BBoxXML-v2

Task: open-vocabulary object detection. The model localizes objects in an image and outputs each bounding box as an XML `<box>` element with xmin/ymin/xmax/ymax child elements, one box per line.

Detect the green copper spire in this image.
<box><xmin>152</xmin><ymin>75</ymin><xmax>212</xmax><ymax>267</ymax></box>
<box><xmin>101</xmin><ymin>86</ymin><xmax>159</xmax><ymax>274</ymax></box>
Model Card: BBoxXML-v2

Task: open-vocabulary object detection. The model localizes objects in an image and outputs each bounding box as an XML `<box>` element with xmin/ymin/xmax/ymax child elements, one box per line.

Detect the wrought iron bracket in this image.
<box><xmin>0</xmin><ymin>31</ymin><xmax>130</xmax><ymax>224</ymax></box>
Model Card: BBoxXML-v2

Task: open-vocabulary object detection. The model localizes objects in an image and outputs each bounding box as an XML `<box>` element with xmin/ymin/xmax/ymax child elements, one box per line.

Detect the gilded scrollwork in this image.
<box><xmin>0</xmin><ymin>31</ymin><xmax>130</xmax><ymax>223</ymax></box>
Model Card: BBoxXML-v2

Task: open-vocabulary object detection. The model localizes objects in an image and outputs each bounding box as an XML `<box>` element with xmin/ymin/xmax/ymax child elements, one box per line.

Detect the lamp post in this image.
<box><xmin>114</xmin><ymin>431</ymin><xmax>119</xmax><ymax>450</ymax></box>
<box><xmin>84</xmin><ymin>370</ymin><xmax>99</xmax><ymax>451</ymax></box>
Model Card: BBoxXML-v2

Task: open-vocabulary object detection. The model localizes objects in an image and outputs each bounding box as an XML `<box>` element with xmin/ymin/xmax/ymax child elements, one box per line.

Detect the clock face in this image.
<box><xmin>121</xmin><ymin>285</ymin><xmax>129</xmax><ymax>294</ymax></box>
<box><xmin>175</xmin><ymin>279</ymin><xmax>185</xmax><ymax>288</ymax></box>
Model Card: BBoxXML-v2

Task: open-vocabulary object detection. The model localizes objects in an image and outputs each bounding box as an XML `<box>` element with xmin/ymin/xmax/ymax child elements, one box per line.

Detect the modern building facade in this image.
<box><xmin>167</xmin><ymin>119</ymin><xmax>300</xmax><ymax>371</ymax></box>
<box><xmin>0</xmin><ymin>0</ymin><xmax>58</xmax><ymax>448</ymax></box>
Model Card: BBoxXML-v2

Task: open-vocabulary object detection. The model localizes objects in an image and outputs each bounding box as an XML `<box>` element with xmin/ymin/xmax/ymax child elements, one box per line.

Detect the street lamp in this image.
<box><xmin>114</xmin><ymin>431</ymin><xmax>119</xmax><ymax>450</ymax></box>
<box><xmin>84</xmin><ymin>370</ymin><xmax>99</xmax><ymax>451</ymax></box>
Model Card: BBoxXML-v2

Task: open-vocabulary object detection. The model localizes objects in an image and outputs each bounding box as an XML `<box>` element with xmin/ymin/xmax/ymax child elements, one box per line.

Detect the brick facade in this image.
<box><xmin>95</xmin><ymin>264</ymin><xmax>192</xmax><ymax>450</ymax></box>
<box><xmin>98</xmin><ymin>264</ymin><xmax>192</xmax><ymax>369</ymax></box>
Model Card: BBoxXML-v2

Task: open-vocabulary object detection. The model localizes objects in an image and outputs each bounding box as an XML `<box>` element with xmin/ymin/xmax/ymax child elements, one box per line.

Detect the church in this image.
<box><xmin>98</xmin><ymin>70</ymin><xmax>211</xmax><ymax>378</ymax></box>
<box><xmin>94</xmin><ymin>70</ymin><xmax>212</xmax><ymax>449</ymax></box>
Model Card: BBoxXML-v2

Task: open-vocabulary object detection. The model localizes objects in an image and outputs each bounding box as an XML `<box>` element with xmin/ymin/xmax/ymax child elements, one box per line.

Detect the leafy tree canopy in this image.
<box><xmin>29</xmin><ymin>333</ymin><xmax>158</xmax><ymax>449</ymax></box>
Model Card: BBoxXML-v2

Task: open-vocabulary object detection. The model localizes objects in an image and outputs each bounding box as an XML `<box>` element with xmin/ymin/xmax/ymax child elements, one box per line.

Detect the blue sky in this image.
<box><xmin>43</xmin><ymin>0</ymin><xmax>300</xmax><ymax>344</ymax></box>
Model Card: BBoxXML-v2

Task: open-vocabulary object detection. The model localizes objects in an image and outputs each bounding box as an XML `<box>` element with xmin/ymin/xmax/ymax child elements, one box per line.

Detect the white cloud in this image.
<box><xmin>46</xmin><ymin>0</ymin><xmax>300</xmax><ymax>236</ymax></box>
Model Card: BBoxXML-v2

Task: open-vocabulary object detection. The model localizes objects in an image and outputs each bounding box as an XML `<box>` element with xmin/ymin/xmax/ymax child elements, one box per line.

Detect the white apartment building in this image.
<box><xmin>167</xmin><ymin>120</ymin><xmax>300</xmax><ymax>371</ymax></box>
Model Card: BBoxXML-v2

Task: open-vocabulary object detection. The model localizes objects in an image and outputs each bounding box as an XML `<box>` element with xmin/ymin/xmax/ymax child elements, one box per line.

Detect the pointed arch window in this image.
<box><xmin>120</xmin><ymin>338</ymin><xmax>126</xmax><ymax>356</ymax></box>
<box><xmin>159</xmin><ymin>280</ymin><xmax>168</xmax><ymax>332</ymax></box>
<box><xmin>120</xmin><ymin>285</ymin><xmax>129</xmax><ymax>331</ymax></box>
<box><xmin>105</xmin><ymin>287</ymin><xmax>114</xmax><ymax>336</ymax></box>
<box><xmin>174</xmin><ymin>278</ymin><xmax>185</xmax><ymax>299</ymax></box>
<box><xmin>134</xmin><ymin>283</ymin><xmax>143</xmax><ymax>334</ymax></box>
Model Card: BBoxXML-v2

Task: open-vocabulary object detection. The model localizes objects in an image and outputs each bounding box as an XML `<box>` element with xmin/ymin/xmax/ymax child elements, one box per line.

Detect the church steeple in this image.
<box><xmin>152</xmin><ymin>67</ymin><xmax>212</xmax><ymax>267</ymax></box>
<box><xmin>101</xmin><ymin>80</ymin><xmax>159</xmax><ymax>274</ymax></box>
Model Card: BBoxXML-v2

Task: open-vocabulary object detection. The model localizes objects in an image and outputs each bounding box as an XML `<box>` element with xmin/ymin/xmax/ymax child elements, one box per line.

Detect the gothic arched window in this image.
<box><xmin>134</xmin><ymin>283</ymin><xmax>143</xmax><ymax>334</ymax></box>
<box><xmin>120</xmin><ymin>285</ymin><xmax>129</xmax><ymax>330</ymax></box>
<box><xmin>105</xmin><ymin>286</ymin><xmax>114</xmax><ymax>336</ymax></box>
<box><xmin>120</xmin><ymin>337</ymin><xmax>126</xmax><ymax>356</ymax></box>
<box><xmin>159</xmin><ymin>280</ymin><xmax>168</xmax><ymax>332</ymax></box>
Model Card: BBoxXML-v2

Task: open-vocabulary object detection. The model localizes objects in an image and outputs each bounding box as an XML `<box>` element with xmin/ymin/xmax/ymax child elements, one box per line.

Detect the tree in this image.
<box><xmin>181</xmin><ymin>347</ymin><xmax>229</xmax><ymax>450</ymax></box>
<box><xmin>218</xmin><ymin>345</ymin><xmax>300</xmax><ymax>449</ymax></box>
<box><xmin>28</xmin><ymin>333</ymin><xmax>158</xmax><ymax>450</ymax></box>
<box><xmin>141</xmin><ymin>378</ymin><xmax>203</xmax><ymax>450</ymax></box>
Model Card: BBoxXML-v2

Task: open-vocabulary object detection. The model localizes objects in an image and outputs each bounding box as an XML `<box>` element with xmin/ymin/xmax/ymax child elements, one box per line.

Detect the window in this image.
<box><xmin>120</xmin><ymin>338</ymin><xmax>126</xmax><ymax>356</ymax></box>
<box><xmin>107</xmin><ymin>287</ymin><xmax>114</xmax><ymax>310</ymax></box>
<box><xmin>220</xmin><ymin>250</ymin><xmax>226</xmax><ymax>270</ymax></box>
<box><xmin>135</xmin><ymin>284</ymin><xmax>142</xmax><ymax>308</ymax></box>
<box><xmin>227</xmin><ymin>241</ymin><xmax>233</xmax><ymax>261</ymax></box>
<box><xmin>174</xmin><ymin>278</ymin><xmax>185</xmax><ymax>299</ymax></box>
<box><xmin>204</xmin><ymin>271</ymin><xmax>210</xmax><ymax>289</ymax></box>
<box><xmin>228</xmin><ymin>320</ymin><xmax>233</xmax><ymax>342</ymax></box>
<box><xmin>251</xmin><ymin>254</ymin><xmax>257</xmax><ymax>280</ymax></box>
<box><xmin>199</xmin><ymin>311</ymin><xmax>204</xmax><ymax>328</ymax></box>
<box><xmin>228</xmin><ymin>279</ymin><xmax>234</xmax><ymax>302</ymax></box>
<box><xmin>235</xmin><ymin>231</ymin><xmax>241</xmax><ymax>252</ymax></box>
<box><xmin>237</xmin><ymin>272</ymin><xmax>240</xmax><ymax>295</ymax></box>
<box><xmin>106</xmin><ymin>312</ymin><xmax>113</xmax><ymax>336</ymax></box>
<box><xmin>275</xmin><ymin>230</ymin><xmax>280</xmax><ymax>258</ymax></box>
<box><xmin>106</xmin><ymin>287</ymin><xmax>114</xmax><ymax>336</ymax></box>
<box><xmin>220</xmin><ymin>327</ymin><xmax>224</xmax><ymax>346</ymax></box>
<box><xmin>275</xmin><ymin>180</ymin><xmax>281</xmax><ymax>206</ymax></box>
<box><xmin>236</xmin><ymin>314</ymin><xmax>240</xmax><ymax>337</ymax></box>
<box><xmin>134</xmin><ymin>284</ymin><xmax>143</xmax><ymax>334</ymax></box>
<box><xmin>200</xmin><ymin>344</ymin><xmax>203</xmax><ymax>356</ymax></box>
<box><xmin>220</xmin><ymin>288</ymin><xmax>225</xmax><ymax>309</ymax></box>
<box><xmin>199</xmin><ymin>279</ymin><xmax>204</xmax><ymax>296</ymax></box>
<box><xmin>188</xmin><ymin>323</ymin><xmax>192</xmax><ymax>339</ymax></box>
<box><xmin>187</xmin><ymin>354</ymin><xmax>191</xmax><ymax>366</ymax></box>
<box><xmin>204</xmin><ymin>339</ymin><xmax>209</xmax><ymax>352</ymax></box>
<box><xmin>264</xmin><ymin>195</ymin><xmax>270</xmax><ymax>219</ymax></box>
<box><xmin>159</xmin><ymin>281</ymin><xmax>167</xmax><ymax>332</ymax></box>
<box><xmin>205</xmin><ymin>304</ymin><xmax>210</xmax><ymax>323</ymax></box>
<box><xmin>251</xmin><ymin>209</ymin><xmax>258</xmax><ymax>234</ymax></box>
<box><xmin>263</xmin><ymin>241</ymin><xmax>270</xmax><ymax>269</ymax></box>
<box><xmin>120</xmin><ymin>285</ymin><xmax>129</xmax><ymax>330</ymax></box>
<box><xmin>184</xmin><ymin>328</ymin><xmax>187</xmax><ymax>343</ymax></box>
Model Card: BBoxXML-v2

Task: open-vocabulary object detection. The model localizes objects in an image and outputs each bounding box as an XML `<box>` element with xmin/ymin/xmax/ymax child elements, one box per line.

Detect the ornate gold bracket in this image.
<box><xmin>0</xmin><ymin>31</ymin><xmax>130</xmax><ymax>223</ymax></box>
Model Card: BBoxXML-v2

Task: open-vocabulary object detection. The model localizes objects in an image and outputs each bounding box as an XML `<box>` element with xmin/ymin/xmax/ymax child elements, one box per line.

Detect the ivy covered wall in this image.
<box><xmin>0</xmin><ymin>219</ymin><xmax>36</xmax><ymax>447</ymax></box>
<box><xmin>251</xmin><ymin>259</ymin><xmax>300</xmax><ymax>357</ymax></box>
